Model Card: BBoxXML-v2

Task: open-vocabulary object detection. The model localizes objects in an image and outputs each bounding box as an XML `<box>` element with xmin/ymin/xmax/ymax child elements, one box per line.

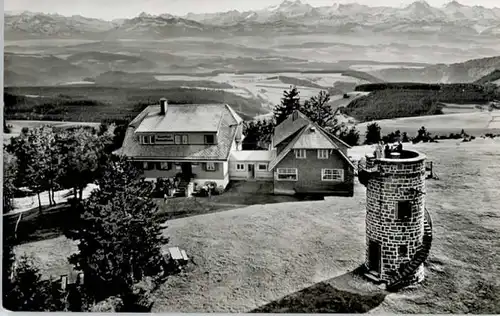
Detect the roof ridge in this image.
<box><xmin>225</xmin><ymin>103</ymin><xmax>244</xmax><ymax>124</ymax></box>
<box><xmin>319</xmin><ymin>126</ymin><xmax>352</xmax><ymax>149</ymax></box>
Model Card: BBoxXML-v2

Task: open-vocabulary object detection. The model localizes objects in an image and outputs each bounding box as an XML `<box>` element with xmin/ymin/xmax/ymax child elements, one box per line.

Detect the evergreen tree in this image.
<box><xmin>3</xmin><ymin>256</ymin><xmax>65</xmax><ymax>312</ymax></box>
<box><xmin>273</xmin><ymin>86</ymin><xmax>300</xmax><ymax>125</ymax></box>
<box><xmin>2</xmin><ymin>234</ymin><xmax>16</xmax><ymax>305</ymax></box>
<box><xmin>259</xmin><ymin>119</ymin><xmax>274</xmax><ymax>144</ymax></box>
<box><xmin>67</xmin><ymin>156</ymin><xmax>169</xmax><ymax>304</ymax></box>
<box><xmin>242</xmin><ymin>120</ymin><xmax>274</xmax><ymax>150</ymax></box>
<box><xmin>365</xmin><ymin>122</ymin><xmax>382</xmax><ymax>145</ymax></box>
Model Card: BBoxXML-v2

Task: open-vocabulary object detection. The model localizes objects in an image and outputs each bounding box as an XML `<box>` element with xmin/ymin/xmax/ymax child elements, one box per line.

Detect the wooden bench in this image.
<box><xmin>162</xmin><ymin>247</ymin><xmax>189</xmax><ymax>272</ymax></box>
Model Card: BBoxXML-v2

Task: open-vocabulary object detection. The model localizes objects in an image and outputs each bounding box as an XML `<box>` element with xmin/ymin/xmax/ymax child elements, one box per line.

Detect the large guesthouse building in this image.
<box><xmin>116</xmin><ymin>99</ymin><xmax>355</xmax><ymax>196</ymax></box>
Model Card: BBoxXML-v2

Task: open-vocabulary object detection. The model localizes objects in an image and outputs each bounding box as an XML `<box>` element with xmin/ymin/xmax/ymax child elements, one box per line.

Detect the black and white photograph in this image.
<box><xmin>2</xmin><ymin>0</ymin><xmax>500</xmax><ymax>313</ymax></box>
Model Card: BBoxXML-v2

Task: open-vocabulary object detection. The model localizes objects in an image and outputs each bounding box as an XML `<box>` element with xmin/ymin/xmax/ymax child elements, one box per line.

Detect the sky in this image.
<box><xmin>4</xmin><ymin>0</ymin><xmax>500</xmax><ymax>20</ymax></box>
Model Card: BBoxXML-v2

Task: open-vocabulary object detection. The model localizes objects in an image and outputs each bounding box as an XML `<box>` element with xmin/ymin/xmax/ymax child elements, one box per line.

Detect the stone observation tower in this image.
<box><xmin>358</xmin><ymin>150</ymin><xmax>433</xmax><ymax>291</ymax></box>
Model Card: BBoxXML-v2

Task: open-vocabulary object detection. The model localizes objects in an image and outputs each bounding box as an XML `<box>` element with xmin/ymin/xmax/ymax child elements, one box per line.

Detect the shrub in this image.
<box><xmin>364</xmin><ymin>122</ymin><xmax>381</xmax><ymax>145</ymax></box>
<box><xmin>214</xmin><ymin>185</ymin><xmax>225</xmax><ymax>195</ymax></box>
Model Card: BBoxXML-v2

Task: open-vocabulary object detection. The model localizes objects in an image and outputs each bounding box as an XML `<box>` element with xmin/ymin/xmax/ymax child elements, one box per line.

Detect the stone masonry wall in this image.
<box><xmin>365</xmin><ymin>154</ymin><xmax>426</xmax><ymax>283</ymax></box>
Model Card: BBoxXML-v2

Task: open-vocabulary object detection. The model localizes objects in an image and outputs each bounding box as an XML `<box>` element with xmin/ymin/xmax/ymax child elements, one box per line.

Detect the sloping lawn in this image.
<box><xmin>14</xmin><ymin>139</ymin><xmax>500</xmax><ymax>313</ymax></box>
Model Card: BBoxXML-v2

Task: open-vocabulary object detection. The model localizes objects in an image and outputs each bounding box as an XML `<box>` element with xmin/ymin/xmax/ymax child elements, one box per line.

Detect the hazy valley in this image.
<box><xmin>4</xmin><ymin>0</ymin><xmax>500</xmax><ymax>130</ymax></box>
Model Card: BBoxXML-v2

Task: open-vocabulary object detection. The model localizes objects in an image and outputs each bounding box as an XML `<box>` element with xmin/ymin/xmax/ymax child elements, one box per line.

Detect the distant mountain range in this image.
<box><xmin>5</xmin><ymin>0</ymin><xmax>500</xmax><ymax>40</ymax></box>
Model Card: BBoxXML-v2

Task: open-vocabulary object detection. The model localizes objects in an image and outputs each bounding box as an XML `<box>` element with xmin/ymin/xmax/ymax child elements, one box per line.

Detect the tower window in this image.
<box><xmin>398</xmin><ymin>245</ymin><xmax>408</xmax><ymax>257</ymax></box>
<box><xmin>396</xmin><ymin>200</ymin><xmax>411</xmax><ymax>220</ymax></box>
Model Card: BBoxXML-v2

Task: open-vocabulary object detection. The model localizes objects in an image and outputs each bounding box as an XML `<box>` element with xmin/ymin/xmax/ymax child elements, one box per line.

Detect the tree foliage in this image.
<box><xmin>338</xmin><ymin>126</ymin><xmax>360</xmax><ymax>146</ymax></box>
<box><xmin>56</xmin><ymin>127</ymin><xmax>113</xmax><ymax>199</ymax></box>
<box><xmin>382</xmin><ymin>130</ymin><xmax>402</xmax><ymax>144</ymax></box>
<box><xmin>3</xmin><ymin>149</ymin><xmax>18</xmax><ymax>213</ymax></box>
<box><xmin>2</xmin><ymin>233</ymin><xmax>16</xmax><ymax>305</ymax></box>
<box><xmin>364</xmin><ymin>122</ymin><xmax>382</xmax><ymax>145</ymax></box>
<box><xmin>247</xmin><ymin>88</ymin><xmax>361</xmax><ymax>148</ymax></box>
<box><xmin>6</xmin><ymin>125</ymin><xmax>113</xmax><ymax>211</ymax></box>
<box><xmin>413</xmin><ymin>126</ymin><xmax>434</xmax><ymax>143</ymax></box>
<box><xmin>6</xmin><ymin>126</ymin><xmax>60</xmax><ymax>210</ymax></box>
<box><xmin>3</xmin><ymin>256</ymin><xmax>65</xmax><ymax>312</ymax></box>
<box><xmin>299</xmin><ymin>90</ymin><xmax>334</xmax><ymax>128</ymax></box>
<box><xmin>67</xmin><ymin>156</ymin><xmax>169</xmax><ymax>303</ymax></box>
<box><xmin>273</xmin><ymin>86</ymin><xmax>300</xmax><ymax>126</ymax></box>
<box><xmin>242</xmin><ymin>119</ymin><xmax>274</xmax><ymax>150</ymax></box>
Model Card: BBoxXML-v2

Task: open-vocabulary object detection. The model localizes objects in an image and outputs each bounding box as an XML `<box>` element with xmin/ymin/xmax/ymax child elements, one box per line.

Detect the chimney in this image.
<box><xmin>159</xmin><ymin>98</ymin><xmax>168</xmax><ymax>115</ymax></box>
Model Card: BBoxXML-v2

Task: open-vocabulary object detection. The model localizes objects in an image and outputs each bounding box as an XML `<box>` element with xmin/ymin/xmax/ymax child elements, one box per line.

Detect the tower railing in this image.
<box><xmin>357</xmin><ymin>156</ymin><xmax>379</xmax><ymax>186</ymax></box>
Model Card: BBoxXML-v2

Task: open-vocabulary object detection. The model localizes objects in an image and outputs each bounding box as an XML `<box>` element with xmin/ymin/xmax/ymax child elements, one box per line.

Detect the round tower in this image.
<box><xmin>359</xmin><ymin>150</ymin><xmax>431</xmax><ymax>287</ymax></box>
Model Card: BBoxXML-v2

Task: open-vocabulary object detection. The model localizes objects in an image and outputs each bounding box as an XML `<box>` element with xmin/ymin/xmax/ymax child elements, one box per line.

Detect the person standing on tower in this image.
<box><xmin>396</xmin><ymin>141</ymin><xmax>403</xmax><ymax>153</ymax></box>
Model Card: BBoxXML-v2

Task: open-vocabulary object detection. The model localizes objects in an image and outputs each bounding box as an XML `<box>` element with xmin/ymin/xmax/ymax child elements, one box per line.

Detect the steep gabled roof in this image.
<box><xmin>320</xmin><ymin>127</ymin><xmax>352</xmax><ymax>149</ymax></box>
<box><xmin>269</xmin><ymin>121</ymin><xmax>355</xmax><ymax>171</ymax></box>
<box><xmin>272</xmin><ymin>110</ymin><xmax>352</xmax><ymax>149</ymax></box>
<box><xmin>272</xmin><ymin>111</ymin><xmax>310</xmax><ymax>146</ymax></box>
<box><xmin>293</xmin><ymin>125</ymin><xmax>340</xmax><ymax>150</ymax></box>
<box><xmin>269</xmin><ymin>126</ymin><xmax>307</xmax><ymax>171</ymax></box>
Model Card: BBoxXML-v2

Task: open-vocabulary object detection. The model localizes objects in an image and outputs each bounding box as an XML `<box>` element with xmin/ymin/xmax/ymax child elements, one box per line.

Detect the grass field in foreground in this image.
<box><xmin>14</xmin><ymin>139</ymin><xmax>500</xmax><ymax>313</ymax></box>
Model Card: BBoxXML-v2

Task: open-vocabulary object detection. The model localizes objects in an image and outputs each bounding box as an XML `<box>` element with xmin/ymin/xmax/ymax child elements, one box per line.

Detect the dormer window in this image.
<box><xmin>204</xmin><ymin>135</ymin><xmax>215</xmax><ymax>145</ymax></box>
<box><xmin>174</xmin><ymin>134</ymin><xmax>188</xmax><ymax>144</ymax></box>
<box><xmin>142</xmin><ymin>135</ymin><xmax>155</xmax><ymax>144</ymax></box>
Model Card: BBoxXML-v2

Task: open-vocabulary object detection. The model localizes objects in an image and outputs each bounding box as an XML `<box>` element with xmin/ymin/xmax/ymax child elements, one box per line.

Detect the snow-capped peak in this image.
<box><xmin>405</xmin><ymin>0</ymin><xmax>432</xmax><ymax>10</ymax></box>
<box><xmin>138</xmin><ymin>12</ymin><xmax>153</xmax><ymax>18</ymax></box>
<box><xmin>445</xmin><ymin>0</ymin><xmax>465</xmax><ymax>8</ymax></box>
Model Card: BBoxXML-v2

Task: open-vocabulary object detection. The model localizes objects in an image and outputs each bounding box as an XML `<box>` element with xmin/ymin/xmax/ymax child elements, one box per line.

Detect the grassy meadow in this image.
<box><xmin>355</xmin><ymin>111</ymin><xmax>500</xmax><ymax>141</ymax></box>
<box><xmin>14</xmin><ymin>138</ymin><xmax>500</xmax><ymax>313</ymax></box>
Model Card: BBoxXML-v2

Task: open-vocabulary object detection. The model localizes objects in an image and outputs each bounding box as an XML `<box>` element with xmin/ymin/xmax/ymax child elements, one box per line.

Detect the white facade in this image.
<box><xmin>229</xmin><ymin>150</ymin><xmax>275</xmax><ymax>180</ymax></box>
